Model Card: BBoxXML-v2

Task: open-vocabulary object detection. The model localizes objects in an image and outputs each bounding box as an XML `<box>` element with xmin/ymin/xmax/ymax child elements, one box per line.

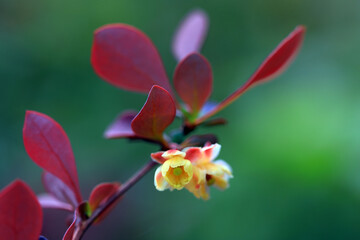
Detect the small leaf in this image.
<box><xmin>89</xmin><ymin>182</ymin><xmax>121</xmax><ymax>224</ymax></box>
<box><xmin>195</xmin><ymin>26</ymin><xmax>306</xmax><ymax>124</ymax></box>
<box><xmin>38</xmin><ymin>194</ymin><xmax>73</xmax><ymax>211</ymax></box>
<box><xmin>0</xmin><ymin>180</ymin><xmax>42</xmax><ymax>240</ymax></box>
<box><xmin>131</xmin><ymin>85</ymin><xmax>176</xmax><ymax>141</ymax></box>
<box><xmin>23</xmin><ymin>111</ymin><xmax>82</xmax><ymax>203</ymax></box>
<box><xmin>172</xmin><ymin>9</ymin><xmax>209</xmax><ymax>61</ymax></box>
<box><xmin>104</xmin><ymin>110</ymin><xmax>137</xmax><ymax>139</ymax></box>
<box><xmin>42</xmin><ymin>171</ymin><xmax>78</xmax><ymax>208</ymax></box>
<box><xmin>174</xmin><ymin>53</ymin><xmax>213</xmax><ymax>115</ymax></box>
<box><xmin>91</xmin><ymin>24</ymin><xmax>172</xmax><ymax>94</ymax></box>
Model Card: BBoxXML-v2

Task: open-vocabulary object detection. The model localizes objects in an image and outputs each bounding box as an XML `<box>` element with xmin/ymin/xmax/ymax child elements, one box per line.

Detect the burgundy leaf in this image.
<box><xmin>42</xmin><ymin>172</ymin><xmax>78</xmax><ymax>208</ymax></box>
<box><xmin>91</xmin><ymin>24</ymin><xmax>172</xmax><ymax>94</ymax></box>
<box><xmin>104</xmin><ymin>111</ymin><xmax>137</xmax><ymax>139</ymax></box>
<box><xmin>0</xmin><ymin>180</ymin><xmax>42</xmax><ymax>240</ymax></box>
<box><xmin>38</xmin><ymin>194</ymin><xmax>74</xmax><ymax>211</ymax></box>
<box><xmin>131</xmin><ymin>85</ymin><xmax>176</xmax><ymax>141</ymax></box>
<box><xmin>173</xmin><ymin>9</ymin><xmax>209</xmax><ymax>61</ymax></box>
<box><xmin>23</xmin><ymin>111</ymin><xmax>82</xmax><ymax>203</ymax></box>
<box><xmin>174</xmin><ymin>53</ymin><xmax>213</xmax><ymax>114</ymax></box>
<box><xmin>195</xmin><ymin>26</ymin><xmax>306</xmax><ymax>124</ymax></box>
<box><xmin>89</xmin><ymin>182</ymin><xmax>121</xmax><ymax>224</ymax></box>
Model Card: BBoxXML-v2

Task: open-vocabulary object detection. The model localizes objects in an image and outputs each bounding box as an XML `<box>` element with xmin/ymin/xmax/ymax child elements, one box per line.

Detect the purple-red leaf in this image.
<box><xmin>0</xmin><ymin>180</ymin><xmax>42</xmax><ymax>240</ymax></box>
<box><xmin>37</xmin><ymin>194</ymin><xmax>73</xmax><ymax>212</ymax></box>
<box><xmin>174</xmin><ymin>53</ymin><xmax>213</xmax><ymax>114</ymax></box>
<box><xmin>89</xmin><ymin>182</ymin><xmax>121</xmax><ymax>224</ymax></box>
<box><xmin>172</xmin><ymin>9</ymin><xmax>209</xmax><ymax>61</ymax></box>
<box><xmin>91</xmin><ymin>24</ymin><xmax>172</xmax><ymax>94</ymax></box>
<box><xmin>42</xmin><ymin>172</ymin><xmax>78</xmax><ymax>208</ymax></box>
<box><xmin>104</xmin><ymin>111</ymin><xmax>137</xmax><ymax>139</ymax></box>
<box><xmin>195</xmin><ymin>26</ymin><xmax>306</xmax><ymax>124</ymax></box>
<box><xmin>23</xmin><ymin>111</ymin><xmax>82</xmax><ymax>203</ymax></box>
<box><xmin>131</xmin><ymin>85</ymin><xmax>176</xmax><ymax>141</ymax></box>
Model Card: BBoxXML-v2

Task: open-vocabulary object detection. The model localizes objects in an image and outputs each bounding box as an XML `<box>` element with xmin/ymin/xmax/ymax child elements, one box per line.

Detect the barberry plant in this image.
<box><xmin>0</xmin><ymin>9</ymin><xmax>305</xmax><ymax>240</ymax></box>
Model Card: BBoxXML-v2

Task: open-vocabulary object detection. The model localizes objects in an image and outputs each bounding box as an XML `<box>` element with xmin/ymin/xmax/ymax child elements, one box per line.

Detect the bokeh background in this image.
<box><xmin>1</xmin><ymin>0</ymin><xmax>360</xmax><ymax>239</ymax></box>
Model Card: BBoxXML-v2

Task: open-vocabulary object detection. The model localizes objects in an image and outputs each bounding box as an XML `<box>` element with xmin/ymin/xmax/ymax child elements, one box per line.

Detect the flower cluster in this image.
<box><xmin>152</xmin><ymin>144</ymin><xmax>232</xmax><ymax>200</ymax></box>
<box><xmin>0</xmin><ymin>8</ymin><xmax>305</xmax><ymax>240</ymax></box>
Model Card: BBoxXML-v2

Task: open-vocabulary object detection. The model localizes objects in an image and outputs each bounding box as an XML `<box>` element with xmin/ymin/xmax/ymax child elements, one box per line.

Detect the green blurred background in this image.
<box><xmin>1</xmin><ymin>0</ymin><xmax>360</xmax><ymax>239</ymax></box>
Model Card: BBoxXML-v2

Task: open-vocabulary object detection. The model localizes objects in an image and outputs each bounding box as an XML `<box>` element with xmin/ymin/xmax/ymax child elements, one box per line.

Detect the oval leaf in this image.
<box><xmin>23</xmin><ymin>111</ymin><xmax>82</xmax><ymax>203</ymax></box>
<box><xmin>42</xmin><ymin>172</ymin><xmax>78</xmax><ymax>208</ymax></box>
<box><xmin>174</xmin><ymin>53</ymin><xmax>213</xmax><ymax>114</ymax></box>
<box><xmin>0</xmin><ymin>180</ymin><xmax>42</xmax><ymax>240</ymax></box>
<box><xmin>195</xmin><ymin>26</ymin><xmax>306</xmax><ymax>124</ymax></box>
<box><xmin>104</xmin><ymin>110</ymin><xmax>137</xmax><ymax>139</ymax></box>
<box><xmin>172</xmin><ymin>9</ymin><xmax>209</xmax><ymax>61</ymax></box>
<box><xmin>89</xmin><ymin>182</ymin><xmax>121</xmax><ymax>224</ymax></box>
<box><xmin>131</xmin><ymin>85</ymin><xmax>176</xmax><ymax>141</ymax></box>
<box><xmin>91</xmin><ymin>24</ymin><xmax>172</xmax><ymax>94</ymax></box>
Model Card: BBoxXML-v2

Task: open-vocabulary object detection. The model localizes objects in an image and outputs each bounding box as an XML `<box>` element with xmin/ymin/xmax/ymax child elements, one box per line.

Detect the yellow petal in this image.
<box><xmin>185</xmin><ymin>167</ymin><xmax>209</xmax><ymax>200</ymax></box>
<box><xmin>162</xmin><ymin>159</ymin><xmax>193</xmax><ymax>190</ymax></box>
<box><xmin>213</xmin><ymin>160</ymin><xmax>233</xmax><ymax>177</ymax></box>
<box><xmin>154</xmin><ymin>166</ymin><xmax>169</xmax><ymax>191</ymax></box>
<box><xmin>213</xmin><ymin>175</ymin><xmax>229</xmax><ymax>190</ymax></box>
<box><xmin>162</xmin><ymin>150</ymin><xmax>186</xmax><ymax>159</ymax></box>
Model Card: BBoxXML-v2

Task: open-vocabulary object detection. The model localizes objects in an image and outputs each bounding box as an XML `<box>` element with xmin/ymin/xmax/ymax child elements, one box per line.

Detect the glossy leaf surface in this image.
<box><xmin>173</xmin><ymin>9</ymin><xmax>209</xmax><ymax>61</ymax></box>
<box><xmin>195</xmin><ymin>26</ymin><xmax>306</xmax><ymax>124</ymax></box>
<box><xmin>23</xmin><ymin>111</ymin><xmax>82</xmax><ymax>203</ymax></box>
<box><xmin>89</xmin><ymin>182</ymin><xmax>121</xmax><ymax>223</ymax></box>
<box><xmin>91</xmin><ymin>24</ymin><xmax>172</xmax><ymax>94</ymax></box>
<box><xmin>104</xmin><ymin>111</ymin><xmax>137</xmax><ymax>139</ymax></box>
<box><xmin>0</xmin><ymin>180</ymin><xmax>42</xmax><ymax>240</ymax></box>
<box><xmin>174</xmin><ymin>53</ymin><xmax>213</xmax><ymax>114</ymax></box>
<box><xmin>131</xmin><ymin>86</ymin><xmax>176</xmax><ymax>141</ymax></box>
<box><xmin>42</xmin><ymin>172</ymin><xmax>78</xmax><ymax>208</ymax></box>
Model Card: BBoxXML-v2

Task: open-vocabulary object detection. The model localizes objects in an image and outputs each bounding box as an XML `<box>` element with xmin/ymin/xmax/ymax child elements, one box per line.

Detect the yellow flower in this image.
<box><xmin>152</xmin><ymin>143</ymin><xmax>232</xmax><ymax>199</ymax></box>
<box><xmin>152</xmin><ymin>150</ymin><xmax>193</xmax><ymax>190</ymax></box>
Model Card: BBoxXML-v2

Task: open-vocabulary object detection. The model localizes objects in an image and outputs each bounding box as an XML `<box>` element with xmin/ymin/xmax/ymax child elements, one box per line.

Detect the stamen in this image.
<box><xmin>173</xmin><ymin>167</ymin><xmax>183</xmax><ymax>176</ymax></box>
<box><xmin>206</xmin><ymin>174</ymin><xmax>215</xmax><ymax>186</ymax></box>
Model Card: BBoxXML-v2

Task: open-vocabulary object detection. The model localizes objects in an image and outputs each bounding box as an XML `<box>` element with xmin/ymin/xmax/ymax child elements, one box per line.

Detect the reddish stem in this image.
<box><xmin>73</xmin><ymin>160</ymin><xmax>157</xmax><ymax>240</ymax></box>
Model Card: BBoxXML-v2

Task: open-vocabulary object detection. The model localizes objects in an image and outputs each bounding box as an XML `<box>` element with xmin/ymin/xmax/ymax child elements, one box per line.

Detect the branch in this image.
<box><xmin>73</xmin><ymin>160</ymin><xmax>157</xmax><ymax>240</ymax></box>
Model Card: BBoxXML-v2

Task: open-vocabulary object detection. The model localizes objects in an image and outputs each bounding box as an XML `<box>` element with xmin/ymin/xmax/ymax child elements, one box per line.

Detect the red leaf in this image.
<box><xmin>104</xmin><ymin>111</ymin><xmax>137</xmax><ymax>139</ymax></box>
<box><xmin>23</xmin><ymin>111</ymin><xmax>82</xmax><ymax>203</ymax></box>
<box><xmin>172</xmin><ymin>9</ymin><xmax>209</xmax><ymax>61</ymax></box>
<box><xmin>0</xmin><ymin>180</ymin><xmax>42</xmax><ymax>240</ymax></box>
<box><xmin>195</xmin><ymin>26</ymin><xmax>306</xmax><ymax>124</ymax></box>
<box><xmin>131</xmin><ymin>85</ymin><xmax>176</xmax><ymax>141</ymax></box>
<box><xmin>174</xmin><ymin>53</ymin><xmax>213</xmax><ymax>114</ymax></box>
<box><xmin>37</xmin><ymin>194</ymin><xmax>73</xmax><ymax>212</ymax></box>
<box><xmin>42</xmin><ymin>172</ymin><xmax>78</xmax><ymax>208</ymax></box>
<box><xmin>89</xmin><ymin>182</ymin><xmax>121</xmax><ymax>224</ymax></box>
<box><xmin>91</xmin><ymin>24</ymin><xmax>172</xmax><ymax>94</ymax></box>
